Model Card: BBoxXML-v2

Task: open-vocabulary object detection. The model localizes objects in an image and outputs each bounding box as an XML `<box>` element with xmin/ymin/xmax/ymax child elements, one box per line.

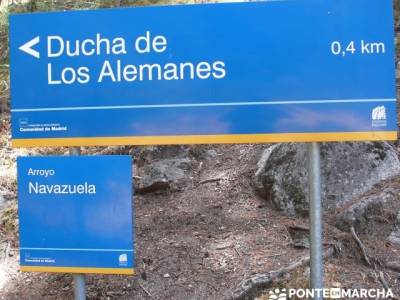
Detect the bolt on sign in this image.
<box><xmin>17</xmin><ymin>156</ymin><xmax>134</xmax><ymax>275</ymax></box>
<box><xmin>9</xmin><ymin>0</ymin><xmax>396</xmax><ymax>147</ymax></box>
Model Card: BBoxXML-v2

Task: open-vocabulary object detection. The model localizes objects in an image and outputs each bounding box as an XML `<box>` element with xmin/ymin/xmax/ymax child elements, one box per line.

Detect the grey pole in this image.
<box><xmin>69</xmin><ymin>147</ymin><xmax>86</xmax><ymax>300</ymax></box>
<box><xmin>308</xmin><ymin>142</ymin><xmax>323</xmax><ymax>299</ymax></box>
<box><xmin>73</xmin><ymin>274</ymin><xmax>86</xmax><ymax>300</ymax></box>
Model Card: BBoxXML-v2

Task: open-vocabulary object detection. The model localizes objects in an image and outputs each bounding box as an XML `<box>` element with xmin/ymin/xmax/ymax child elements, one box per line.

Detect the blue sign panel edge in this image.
<box><xmin>17</xmin><ymin>155</ymin><xmax>135</xmax><ymax>275</ymax></box>
<box><xmin>9</xmin><ymin>0</ymin><xmax>397</xmax><ymax>147</ymax></box>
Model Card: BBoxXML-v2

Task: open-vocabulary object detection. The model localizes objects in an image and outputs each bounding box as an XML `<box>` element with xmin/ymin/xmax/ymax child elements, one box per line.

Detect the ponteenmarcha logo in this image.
<box><xmin>267</xmin><ymin>287</ymin><xmax>393</xmax><ymax>299</ymax></box>
<box><xmin>268</xmin><ymin>288</ymin><xmax>287</xmax><ymax>300</ymax></box>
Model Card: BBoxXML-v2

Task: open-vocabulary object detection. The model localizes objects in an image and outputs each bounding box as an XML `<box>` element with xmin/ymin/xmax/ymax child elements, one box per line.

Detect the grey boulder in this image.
<box><xmin>255</xmin><ymin>142</ymin><xmax>400</xmax><ymax>216</ymax></box>
<box><xmin>388</xmin><ymin>212</ymin><xmax>400</xmax><ymax>246</ymax></box>
<box><xmin>137</xmin><ymin>158</ymin><xmax>192</xmax><ymax>193</ymax></box>
<box><xmin>335</xmin><ymin>188</ymin><xmax>398</xmax><ymax>233</ymax></box>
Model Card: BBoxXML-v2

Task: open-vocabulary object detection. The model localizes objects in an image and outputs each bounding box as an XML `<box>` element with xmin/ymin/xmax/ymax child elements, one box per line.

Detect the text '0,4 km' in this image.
<box><xmin>331</xmin><ymin>40</ymin><xmax>386</xmax><ymax>57</ymax></box>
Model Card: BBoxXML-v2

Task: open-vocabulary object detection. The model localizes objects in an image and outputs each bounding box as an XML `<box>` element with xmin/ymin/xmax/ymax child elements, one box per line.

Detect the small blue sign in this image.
<box><xmin>17</xmin><ymin>156</ymin><xmax>134</xmax><ymax>274</ymax></box>
<box><xmin>10</xmin><ymin>0</ymin><xmax>397</xmax><ymax>147</ymax></box>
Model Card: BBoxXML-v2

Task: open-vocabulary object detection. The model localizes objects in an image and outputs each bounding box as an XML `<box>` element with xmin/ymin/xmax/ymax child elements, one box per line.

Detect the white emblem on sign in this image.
<box><xmin>372</xmin><ymin>106</ymin><xmax>386</xmax><ymax>120</ymax></box>
<box><xmin>19</xmin><ymin>36</ymin><xmax>40</xmax><ymax>59</ymax></box>
<box><xmin>19</xmin><ymin>118</ymin><xmax>28</xmax><ymax>127</ymax></box>
<box><xmin>371</xmin><ymin>106</ymin><xmax>387</xmax><ymax>127</ymax></box>
<box><xmin>119</xmin><ymin>253</ymin><xmax>128</xmax><ymax>266</ymax></box>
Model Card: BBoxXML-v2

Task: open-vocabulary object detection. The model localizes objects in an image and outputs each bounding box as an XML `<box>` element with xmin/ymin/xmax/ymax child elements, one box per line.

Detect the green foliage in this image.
<box><xmin>4</xmin><ymin>0</ymin><xmax>181</xmax><ymax>13</ymax></box>
<box><xmin>0</xmin><ymin>7</ymin><xmax>9</xmax><ymax>112</ymax></box>
<box><xmin>0</xmin><ymin>9</ymin><xmax>9</xmax><ymax>63</ymax></box>
<box><xmin>0</xmin><ymin>203</ymin><xmax>18</xmax><ymax>237</ymax></box>
<box><xmin>0</xmin><ymin>6</ymin><xmax>9</xmax><ymax>112</ymax></box>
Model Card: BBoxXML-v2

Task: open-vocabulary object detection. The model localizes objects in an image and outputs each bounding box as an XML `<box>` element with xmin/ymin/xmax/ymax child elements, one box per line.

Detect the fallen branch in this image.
<box><xmin>378</xmin><ymin>271</ymin><xmax>390</xmax><ymax>290</ymax></box>
<box><xmin>378</xmin><ymin>272</ymin><xmax>400</xmax><ymax>300</ymax></box>
<box><xmin>287</xmin><ymin>224</ymin><xmax>310</xmax><ymax>231</ymax></box>
<box><xmin>347</xmin><ymin>227</ymin><xmax>400</xmax><ymax>274</ymax></box>
<box><xmin>350</xmin><ymin>226</ymin><xmax>371</xmax><ymax>266</ymax></box>
<box><xmin>383</xmin><ymin>262</ymin><xmax>400</xmax><ymax>273</ymax></box>
<box><xmin>232</xmin><ymin>246</ymin><xmax>335</xmax><ymax>300</ymax></box>
<box><xmin>199</xmin><ymin>177</ymin><xmax>224</xmax><ymax>185</ymax></box>
<box><xmin>3</xmin><ymin>241</ymin><xmax>10</xmax><ymax>266</ymax></box>
<box><xmin>234</xmin><ymin>247</ymin><xmax>241</xmax><ymax>257</ymax></box>
<box><xmin>0</xmin><ymin>242</ymin><xmax>10</xmax><ymax>268</ymax></box>
<box><xmin>138</xmin><ymin>282</ymin><xmax>152</xmax><ymax>297</ymax></box>
<box><xmin>348</xmin><ymin>228</ymin><xmax>399</xmax><ymax>298</ymax></box>
<box><xmin>264</xmin><ymin>252</ymin><xmax>287</xmax><ymax>258</ymax></box>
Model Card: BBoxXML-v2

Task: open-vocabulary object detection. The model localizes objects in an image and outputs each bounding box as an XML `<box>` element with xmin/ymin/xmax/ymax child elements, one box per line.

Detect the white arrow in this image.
<box><xmin>19</xmin><ymin>36</ymin><xmax>40</xmax><ymax>59</ymax></box>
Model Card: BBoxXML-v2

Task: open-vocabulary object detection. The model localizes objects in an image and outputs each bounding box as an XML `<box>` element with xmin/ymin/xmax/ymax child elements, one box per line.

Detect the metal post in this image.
<box><xmin>69</xmin><ymin>147</ymin><xmax>81</xmax><ymax>156</ymax></box>
<box><xmin>73</xmin><ymin>274</ymin><xmax>86</xmax><ymax>300</ymax></box>
<box><xmin>308</xmin><ymin>142</ymin><xmax>323</xmax><ymax>299</ymax></box>
<box><xmin>69</xmin><ymin>147</ymin><xmax>86</xmax><ymax>300</ymax></box>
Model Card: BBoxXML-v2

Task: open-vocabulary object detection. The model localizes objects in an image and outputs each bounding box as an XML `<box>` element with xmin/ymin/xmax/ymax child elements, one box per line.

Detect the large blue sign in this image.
<box><xmin>10</xmin><ymin>0</ymin><xmax>396</xmax><ymax>147</ymax></box>
<box><xmin>17</xmin><ymin>156</ymin><xmax>134</xmax><ymax>274</ymax></box>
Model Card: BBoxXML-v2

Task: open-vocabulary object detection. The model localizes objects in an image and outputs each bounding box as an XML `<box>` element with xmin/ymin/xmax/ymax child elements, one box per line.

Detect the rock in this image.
<box><xmin>388</xmin><ymin>212</ymin><xmax>400</xmax><ymax>246</ymax></box>
<box><xmin>255</xmin><ymin>143</ymin><xmax>309</xmax><ymax>215</ymax></box>
<box><xmin>137</xmin><ymin>158</ymin><xmax>191</xmax><ymax>193</ymax></box>
<box><xmin>254</xmin><ymin>145</ymin><xmax>277</xmax><ymax>197</ymax></box>
<box><xmin>335</xmin><ymin>188</ymin><xmax>397</xmax><ymax>232</ymax></box>
<box><xmin>134</xmin><ymin>145</ymin><xmax>194</xmax><ymax>193</ymax></box>
<box><xmin>213</xmin><ymin>241</ymin><xmax>233</xmax><ymax>250</ymax></box>
<box><xmin>0</xmin><ymin>193</ymin><xmax>6</xmax><ymax>212</ymax></box>
<box><xmin>136</xmin><ymin>146</ymin><xmax>189</xmax><ymax>167</ymax></box>
<box><xmin>205</xmin><ymin>149</ymin><xmax>218</xmax><ymax>158</ymax></box>
<box><xmin>287</xmin><ymin>226</ymin><xmax>310</xmax><ymax>248</ymax></box>
<box><xmin>255</xmin><ymin>142</ymin><xmax>400</xmax><ymax>215</ymax></box>
<box><xmin>0</xmin><ymin>240</ymin><xmax>8</xmax><ymax>263</ymax></box>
